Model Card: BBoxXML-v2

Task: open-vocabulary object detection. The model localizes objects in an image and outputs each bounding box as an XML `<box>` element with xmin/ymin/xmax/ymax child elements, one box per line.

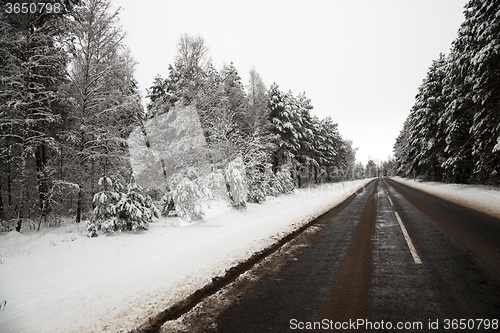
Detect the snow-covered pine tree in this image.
<box><xmin>394</xmin><ymin>1</ymin><xmax>500</xmax><ymax>184</ymax></box>
<box><xmin>146</xmin><ymin>75</ymin><xmax>172</xmax><ymax>117</ymax></box>
<box><xmin>440</xmin><ymin>2</ymin><xmax>478</xmax><ymax>183</ymax></box>
<box><xmin>268</xmin><ymin>84</ymin><xmax>300</xmax><ymax>173</ymax></box>
<box><xmin>317</xmin><ymin>117</ymin><xmax>344</xmax><ymax>182</ymax></box>
<box><xmin>294</xmin><ymin>92</ymin><xmax>318</xmax><ymax>187</ymax></box>
<box><xmin>199</xmin><ymin>169</ymin><xmax>227</xmax><ymax>201</ymax></box>
<box><xmin>436</xmin><ymin>0</ymin><xmax>500</xmax><ymax>184</ymax></box>
<box><xmin>243</xmin><ymin>69</ymin><xmax>278</xmax><ymax>202</ymax></box>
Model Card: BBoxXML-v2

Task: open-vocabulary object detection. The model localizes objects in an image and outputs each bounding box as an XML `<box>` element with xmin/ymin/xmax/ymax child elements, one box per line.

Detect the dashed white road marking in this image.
<box><xmin>387</xmin><ymin>195</ymin><xmax>394</xmax><ymax>206</ymax></box>
<box><xmin>394</xmin><ymin>212</ymin><xmax>422</xmax><ymax>264</ymax></box>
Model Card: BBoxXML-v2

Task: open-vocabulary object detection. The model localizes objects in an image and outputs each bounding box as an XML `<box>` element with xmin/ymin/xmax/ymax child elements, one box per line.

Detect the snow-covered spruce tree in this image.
<box><xmin>405</xmin><ymin>54</ymin><xmax>448</xmax><ymax>181</ymax></box>
<box><xmin>395</xmin><ymin>0</ymin><xmax>500</xmax><ymax>184</ymax></box>
<box><xmin>243</xmin><ymin>67</ymin><xmax>278</xmax><ymax>202</ymax></box>
<box><xmin>245</xmin><ymin>165</ymin><xmax>267</xmax><ymax>203</ymax></box>
<box><xmin>172</xmin><ymin>176</ymin><xmax>203</xmax><ymax>222</ymax></box>
<box><xmin>268</xmin><ymin>84</ymin><xmax>301</xmax><ymax>174</ymax></box>
<box><xmin>464</xmin><ymin>0</ymin><xmax>500</xmax><ymax>183</ymax></box>
<box><xmin>115</xmin><ymin>175</ymin><xmax>158</xmax><ymax>231</ymax></box>
<box><xmin>393</xmin><ymin>119</ymin><xmax>413</xmax><ymax>177</ymax></box>
<box><xmin>225</xmin><ymin>156</ymin><xmax>248</xmax><ymax>208</ymax></box>
<box><xmin>88</xmin><ymin>175</ymin><xmax>158</xmax><ymax>236</ymax></box>
<box><xmin>87</xmin><ymin>176</ymin><xmax>123</xmax><ymax>236</ymax></box>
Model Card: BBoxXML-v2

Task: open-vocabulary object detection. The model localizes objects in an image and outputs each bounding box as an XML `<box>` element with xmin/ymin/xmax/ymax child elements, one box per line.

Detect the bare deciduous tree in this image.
<box><xmin>174</xmin><ymin>33</ymin><xmax>210</xmax><ymax>105</ymax></box>
<box><xmin>65</xmin><ymin>0</ymin><xmax>126</xmax><ymax>223</ymax></box>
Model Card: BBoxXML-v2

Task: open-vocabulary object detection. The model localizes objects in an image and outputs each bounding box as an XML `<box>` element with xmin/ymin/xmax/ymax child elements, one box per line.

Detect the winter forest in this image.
<box><xmin>393</xmin><ymin>0</ymin><xmax>500</xmax><ymax>185</ymax></box>
<box><xmin>0</xmin><ymin>0</ymin><xmax>363</xmax><ymax>235</ymax></box>
<box><xmin>2</xmin><ymin>0</ymin><xmax>499</xmax><ymax>237</ymax></box>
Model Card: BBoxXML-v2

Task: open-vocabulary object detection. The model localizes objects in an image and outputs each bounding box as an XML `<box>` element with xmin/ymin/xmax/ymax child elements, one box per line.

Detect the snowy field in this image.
<box><xmin>0</xmin><ymin>179</ymin><xmax>371</xmax><ymax>333</ymax></box>
<box><xmin>391</xmin><ymin>177</ymin><xmax>500</xmax><ymax>219</ymax></box>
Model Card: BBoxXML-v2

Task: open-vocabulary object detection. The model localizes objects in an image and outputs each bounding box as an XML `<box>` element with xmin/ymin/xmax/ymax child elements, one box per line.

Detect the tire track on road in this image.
<box><xmin>314</xmin><ymin>179</ymin><xmax>378</xmax><ymax>332</ymax></box>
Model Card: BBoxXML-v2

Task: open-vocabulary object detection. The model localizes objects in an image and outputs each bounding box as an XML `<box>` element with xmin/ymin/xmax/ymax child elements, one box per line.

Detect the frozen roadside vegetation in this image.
<box><xmin>391</xmin><ymin>177</ymin><xmax>500</xmax><ymax>219</ymax></box>
<box><xmin>0</xmin><ymin>179</ymin><xmax>371</xmax><ymax>333</ymax></box>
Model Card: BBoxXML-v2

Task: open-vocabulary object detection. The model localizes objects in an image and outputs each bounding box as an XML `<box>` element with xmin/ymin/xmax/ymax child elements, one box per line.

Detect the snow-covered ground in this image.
<box><xmin>0</xmin><ymin>179</ymin><xmax>371</xmax><ymax>333</ymax></box>
<box><xmin>391</xmin><ymin>177</ymin><xmax>500</xmax><ymax>219</ymax></box>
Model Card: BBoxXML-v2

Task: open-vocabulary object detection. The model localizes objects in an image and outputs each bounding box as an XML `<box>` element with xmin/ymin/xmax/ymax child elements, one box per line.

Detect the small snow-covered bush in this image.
<box><xmin>172</xmin><ymin>177</ymin><xmax>204</xmax><ymax>222</ymax></box>
<box><xmin>88</xmin><ymin>175</ymin><xmax>158</xmax><ymax>236</ymax></box>
<box><xmin>225</xmin><ymin>157</ymin><xmax>248</xmax><ymax>208</ymax></box>
<box><xmin>115</xmin><ymin>176</ymin><xmax>159</xmax><ymax>231</ymax></box>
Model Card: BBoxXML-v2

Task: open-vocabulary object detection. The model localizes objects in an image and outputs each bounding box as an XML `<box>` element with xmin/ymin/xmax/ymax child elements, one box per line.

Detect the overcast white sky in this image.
<box><xmin>113</xmin><ymin>0</ymin><xmax>468</xmax><ymax>164</ymax></box>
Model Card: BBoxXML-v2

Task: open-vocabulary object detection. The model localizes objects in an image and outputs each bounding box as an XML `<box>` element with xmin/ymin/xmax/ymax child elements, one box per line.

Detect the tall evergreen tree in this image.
<box><xmin>407</xmin><ymin>54</ymin><xmax>447</xmax><ymax>180</ymax></box>
<box><xmin>466</xmin><ymin>0</ymin><xmax>500</xmax><ymax>182</ymax></box>
<box><xmin>221</xmin><ymin>62</ymin><xmax>250</xmax><ymax>136</ymax></box>
<box><xmin>441</xmin><ymin>6</ymin><xmax>476</xmax><ymax>183</ymax></box>
<box><xmin>393</xmin><ymin>119</ymin><xmax>412</xmax><ymax>177</ymax></box>
<box><xmin>268</xmin><ymin>83</ymin><xmax>299</xmax><ymax>172</ymax></box>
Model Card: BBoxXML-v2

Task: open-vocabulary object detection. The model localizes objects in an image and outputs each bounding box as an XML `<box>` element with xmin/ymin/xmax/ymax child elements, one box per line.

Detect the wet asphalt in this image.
<box><xmin>206</xmin><ymin>178</ymin><xmax>500</xmax><ymax>332</ymax></box>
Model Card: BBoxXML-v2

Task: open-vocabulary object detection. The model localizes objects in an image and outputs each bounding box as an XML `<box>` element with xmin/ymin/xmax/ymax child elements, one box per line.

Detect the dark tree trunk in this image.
<box><xmin>0</xmin><ymin>175</ymin><xmax>3</xmax><ymax>220</ymax></box>
<box><xmin>91</xmin><ymin>157</ymin><xmax>95</xmax><ymax>210</ymax></box>
<box><xmin>7</xmin><ymin>161</ymin><xmax>12</xmax><ymax>213</ymax></box>
<box><xmin>296</xmin><ymin>165</ymin><xmax>302</xmax><ymax>188</ymax></box>
<box><xmin>35</xmin><ymin>141</ymin><xmax>49</xmax><ymax>218</ymax></box>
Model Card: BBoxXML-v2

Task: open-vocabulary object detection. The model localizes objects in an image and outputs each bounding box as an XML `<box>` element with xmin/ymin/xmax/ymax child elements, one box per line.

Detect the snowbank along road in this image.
<box><xmin>160</xmin><ymin>178</ymin><xmax>500</xmax><ymax>332</ymax></box>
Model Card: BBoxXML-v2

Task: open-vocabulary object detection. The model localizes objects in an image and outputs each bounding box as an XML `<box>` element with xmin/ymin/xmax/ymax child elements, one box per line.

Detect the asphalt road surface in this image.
<box><xmin>164</xmin><ymin>178</ymin><xmax>500</xmax><ymax>332</ymax></box>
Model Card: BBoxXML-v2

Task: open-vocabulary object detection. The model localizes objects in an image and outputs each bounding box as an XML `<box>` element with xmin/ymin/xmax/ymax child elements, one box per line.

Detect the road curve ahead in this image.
<box><xmin>162</xmin><ymin>178</ymin><xmax>500</xmax><ymax>332</ymax></box>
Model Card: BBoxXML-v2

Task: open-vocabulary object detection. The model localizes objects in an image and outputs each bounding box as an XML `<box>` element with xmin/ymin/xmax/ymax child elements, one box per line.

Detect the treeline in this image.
<box><xmin>144</xmin><ymin>34</ymin><xmax>359</xmax><ymax>212</ymax></box>
<box><xmin>394</xmin><ymin>0</ymin><xmax>500</xmax><ymax>184</ymax></box>
<box><xmin>0</xmin><ymin>0</ymin><xmax>143</xmax><ymax>231</ymax></box>
<box><xmin>0</xmin><ymin>0</ymin><xmax>358</xmax><ymax>232</ymax></box>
